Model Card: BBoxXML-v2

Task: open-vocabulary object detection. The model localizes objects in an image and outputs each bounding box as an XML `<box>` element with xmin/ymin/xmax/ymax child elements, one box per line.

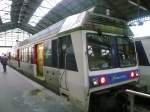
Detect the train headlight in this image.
<box><xmin>92</xmin><ymin>78</ymin><xmax>99</xmax><ymax>86</ymax></box>
<box><xmin>135</xmin><ymin>72</ymin><xmax>139</xmax><ymax>77</ymax></box>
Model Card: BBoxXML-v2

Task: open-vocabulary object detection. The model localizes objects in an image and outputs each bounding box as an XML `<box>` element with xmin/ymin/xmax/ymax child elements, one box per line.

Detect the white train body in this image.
<box><xmin>9</xmin><ymin>9</ymin><xmax>139</xmax><ymax>112</ymax></box>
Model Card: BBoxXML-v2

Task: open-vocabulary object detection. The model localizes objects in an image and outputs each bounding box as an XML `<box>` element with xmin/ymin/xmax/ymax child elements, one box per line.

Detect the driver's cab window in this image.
<box><xmin>87</xmin><ymin>33</ymin><xmax>113</xmax><ymax>71</ymax></box>
<box><xmin>51</xmin><ymin>35</ymin><xmax>78</xmax><ymax>71</ymax></box>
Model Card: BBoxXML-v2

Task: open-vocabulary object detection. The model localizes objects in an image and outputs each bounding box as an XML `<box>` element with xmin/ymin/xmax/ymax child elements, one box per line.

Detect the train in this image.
<box><xmin>9</xmin><ymin>8</ymin><xmax>139</xmax><ymax>112</ymax></box>
<box><xmin>135</xmin><ymin>36</ymin><xmax>150</xmax><ymax>87</ymax></box>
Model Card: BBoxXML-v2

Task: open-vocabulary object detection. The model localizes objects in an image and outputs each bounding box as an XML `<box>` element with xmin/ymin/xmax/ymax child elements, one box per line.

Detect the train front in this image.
<box><xmin>86</xmin><ymin>32</ymin><xmax>139</xmax><ymax>112</ymax></box>
<box><xmin>87</xmin><ymin>32</ymin><xmax>139</xmax><ymax>92</ymax></box>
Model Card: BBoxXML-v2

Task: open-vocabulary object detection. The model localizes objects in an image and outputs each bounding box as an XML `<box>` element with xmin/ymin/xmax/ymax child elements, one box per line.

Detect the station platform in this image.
<box><xmin>0</xmin><ymin>64</ymin><xmax>76</xmax><ymax>112</ymax></box>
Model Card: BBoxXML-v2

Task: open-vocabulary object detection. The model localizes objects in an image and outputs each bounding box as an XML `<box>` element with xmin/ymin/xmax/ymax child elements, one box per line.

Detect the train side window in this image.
<box><xmin>28</xmin><ymin>46</ymin><xmax>32</xmax><ymax>64</ymax></box>
<box><xmin>58</xmin><ymin>37</ymin><xmax>66</xmax><ymax>69</ymax></box>
<box><xmin>52</xmin><ymin>39</ymin><xmax>58</xmax><ymax>67</ymax></box>
<box><xmin>27</xmin><ymin>47</ymin><xmax>29</xmax><ymax>63</ymax></box>
<box><xmin>66</xmin><ymin>36</ymin><xmax>78</xmax><ymax>71</ymax></box>
<box><xmin>44</xmin><ymin>39</ymin><xmax>52</xmax><ymax>67</ymax></box>
<box><xmin>58</xmin><ymin>35</ymin><xmax>78</xmax><ymax>71</ymax></box>
<box><xmin>22</xmin><ymin>48</ymin><xmax>25</xmax><ymax>62</ymax></box>
<box><xmin>25</xmin><ymin>47</ymin><xmax>28</xmax><ymax>62</ymax></box>
<box><xmin>31</xmin><ymin>47</ymin><xmax>34</xmax><ymax>64</ymax></box>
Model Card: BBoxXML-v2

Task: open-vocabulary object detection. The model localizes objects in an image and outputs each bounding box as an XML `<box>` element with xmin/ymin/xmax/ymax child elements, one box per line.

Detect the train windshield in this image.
<box><xmin>87</xmin><ymin>33</ymin><xmax>113</xmax><ymax>70</ymax></box>
<box><xmin>117</xmin><ymin>37</ymin><xmax>137</xmax><ymax>67</ymax></box>
<box><xmin>87</xmin><ymin>33</ymin><xmax>137</xmax><ymax>71</ymax></box>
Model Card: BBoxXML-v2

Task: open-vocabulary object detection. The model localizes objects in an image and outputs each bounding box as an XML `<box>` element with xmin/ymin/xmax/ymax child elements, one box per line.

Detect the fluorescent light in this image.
<box><xmin>28</xmin><ymin>0</ymin><xmax>62</xmax><ymax>27</ymax></box>
<box><xmin>0</xmin><ymin>0</ymin><xmax>12</xmax><ymax>23</ymax></box>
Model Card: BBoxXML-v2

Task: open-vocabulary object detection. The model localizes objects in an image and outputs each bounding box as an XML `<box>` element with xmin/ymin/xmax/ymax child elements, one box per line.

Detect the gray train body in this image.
<box><xmin>135</xmin><ymin>37</ymin><xmax>150</xmax><ymax>87</ymax></box>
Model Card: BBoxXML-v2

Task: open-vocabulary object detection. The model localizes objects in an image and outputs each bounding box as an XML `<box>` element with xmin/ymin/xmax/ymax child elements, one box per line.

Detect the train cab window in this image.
<box><xmin>64</xmin><ymin>36</ymin><xmax>77</xmax><ymax>71</ymax></box>
<box><xmin>58</xmin><ymin>35</ymin><xmax>77</xmax><ymax>71</ymax></box>
<box><xmin>87</xmin><ymin>33</ymin><xmax>113</xmax><ymax>71</ymax></box>
<box><xmin>51</xmin><ymin>35</ymin><xmax>77</xmax><ymax>71</ymax></box>
<box><xmin>117</xmin><ymin>37</ymin><xmax>137</xmax><ymax>67</ymax></box>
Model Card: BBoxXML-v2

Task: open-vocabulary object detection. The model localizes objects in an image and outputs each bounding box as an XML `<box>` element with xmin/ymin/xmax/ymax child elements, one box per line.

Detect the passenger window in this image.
<box><xmin>52</xmin><ymin>39</ymin><xmax>58</xmax><ymax>67</ymax></box>
<box><xmin>44</xmin><ymin>39</ymin><xmax>52</xmax><ymax>67</ymax></box>
<box><xmin>28</xmin><ymin>46</ymin><xmax>33</xmax><ymax>64</ymax></box>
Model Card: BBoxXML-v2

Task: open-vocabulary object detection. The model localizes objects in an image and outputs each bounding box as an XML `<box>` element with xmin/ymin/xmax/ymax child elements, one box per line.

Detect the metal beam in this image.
<box><xmin>128</xmin><ymin>0</ymin><xmax>148</xmax><ymax>11</ymax></box>
<box><xmin>18</xmin><ymin>24</ymin><xmax>38</xmax><ymax>34</ymax></box>
<box><xmin>0</xmin><ymin>46</ymin><xmax>12</xmax><ymax>48</ymax></box>
<box><xmin>0</xmin><ymin>23</ymin><xmax>17</xmax><ymax>33</ymax></box>
<box><xmin>105</xmin><ymin>0</ymin><xmax>128</xmax><ymax>20</ymax></box>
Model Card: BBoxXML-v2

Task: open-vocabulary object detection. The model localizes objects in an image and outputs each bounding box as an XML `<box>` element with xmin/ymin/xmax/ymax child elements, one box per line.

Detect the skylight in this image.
<box><xmin>28</xmin><ymin>0</ymin><xmax>62</xmax><ymax>27</ymax></box>
<box><xmin>0</xmin><ymin>0</ymin><xmax>12</xmax><ymax>23</ymax></box>
<box><xmin>130</xmin><ymin>21</ymin><xmax>150</xmax><ymax>38</ymax></box>
<box><xmin>129</xmin><ymin>16</ymin><xmax>150</xmax><ymax>38</ymax></box>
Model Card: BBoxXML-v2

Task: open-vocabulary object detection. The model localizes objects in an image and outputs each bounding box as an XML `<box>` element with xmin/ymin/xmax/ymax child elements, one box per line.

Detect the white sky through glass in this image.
<box><xmin>130</xmin><ymin>21</ymin><xmax>150</xmax><ymax>38</ymax></box>
<box><xmin>0</xmin><ymin>0</ymin><xmax>12</xmax><ymax>23</ymax></box>
<box><xmin>28</xmin><ymin>0</ymin><xmax>62</xmax><ymax>27</ymax></box>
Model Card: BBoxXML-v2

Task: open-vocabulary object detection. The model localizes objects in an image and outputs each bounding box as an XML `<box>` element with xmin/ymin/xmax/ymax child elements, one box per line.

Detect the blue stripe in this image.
<box><xmin>89</xmin><ymin>69</ymin><xmax>139</xmax><ymax>88</ymax></box>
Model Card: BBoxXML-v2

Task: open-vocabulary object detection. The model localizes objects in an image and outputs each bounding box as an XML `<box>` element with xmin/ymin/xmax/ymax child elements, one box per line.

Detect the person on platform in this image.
<box><xmin>1</xmin><ymin>54</ymin><xmax>8</xmax><ymax>72</ymax></box>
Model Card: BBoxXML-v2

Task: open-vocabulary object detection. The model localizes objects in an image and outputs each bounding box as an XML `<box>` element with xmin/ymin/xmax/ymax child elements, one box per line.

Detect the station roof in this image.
<box><xmin>0</xmin><ymin>0</ymin><xmax>150</xmax><ymax>34</ymax></box>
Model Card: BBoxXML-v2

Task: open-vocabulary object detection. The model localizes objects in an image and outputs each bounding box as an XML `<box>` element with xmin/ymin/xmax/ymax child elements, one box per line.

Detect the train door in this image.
<box><xmin>54</xmin><ymin>35</ymin><xmax>77</xmax><ymax>95</ymax></box>
<box><xmin>36</xmin><ymin>43</ymin><xmax>44</xmax><ymax>80</ymax></box>
<box><xmin>48</xmin><ymin>37</ymin><xmax>70</xmax><ymax>94</ymax></box>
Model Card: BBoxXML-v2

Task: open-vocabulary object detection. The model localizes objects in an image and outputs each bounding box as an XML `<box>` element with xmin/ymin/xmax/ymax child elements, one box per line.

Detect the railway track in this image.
<box><xmin>126</xmin><ymin>89</ymin><xmax>150</xmax><ymax>112</ymax></box>
<box><xmin>134</xmin><ymin>105</ymin><xmax>150</xmax><ymax>112</ymax></box>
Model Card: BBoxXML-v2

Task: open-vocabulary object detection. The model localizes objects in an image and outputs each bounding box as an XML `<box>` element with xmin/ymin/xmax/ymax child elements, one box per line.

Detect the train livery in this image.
<box><xmin>9</xmin><ymin>8</ymin><xmax>139</xmax><ymax>112</ymax></box>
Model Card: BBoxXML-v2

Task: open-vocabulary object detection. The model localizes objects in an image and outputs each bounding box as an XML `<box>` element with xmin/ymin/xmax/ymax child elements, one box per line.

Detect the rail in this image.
<box><xmin>125</xmin><ymin>89</ymin><xmax>150</xmax><ymax>112</ymax></box>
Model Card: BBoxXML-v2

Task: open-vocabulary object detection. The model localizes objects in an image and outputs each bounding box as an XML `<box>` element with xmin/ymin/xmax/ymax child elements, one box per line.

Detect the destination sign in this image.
<box><xmin>86</xmin><ymin>33</ymin><xmax>111</xmax><ymax>44</ymax></box>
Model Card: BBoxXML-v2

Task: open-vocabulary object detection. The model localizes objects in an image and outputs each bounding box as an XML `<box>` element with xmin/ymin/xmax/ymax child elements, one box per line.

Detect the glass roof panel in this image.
<box><xmin>0</xmin><ymin>0</ymin><xmax>12</xmax><ymax>23</ymax></box>
<box><xmin>130</xmin><ymin>21</ymin><xmax>150</xmax><ymax>37</ymax></box>
<box><xmin>129</xmin><ymin>16</ymin><xmax>150</xmax><ymax>38</ymax></box>
<box><xmin>28</xmin><ymin>0</ymin><xmax>62</xmax><ymax>27</ymax></box>
<box><xmin>0</xmin><ymin>28</ymin><xmax>32</xmax><ymax>47</ymax></box>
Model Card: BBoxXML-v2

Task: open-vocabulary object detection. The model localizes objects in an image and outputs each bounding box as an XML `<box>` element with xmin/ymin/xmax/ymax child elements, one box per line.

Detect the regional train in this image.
<box><xmin>9</xmin><ymin>8</ymin><xmax>139</xmax><ymax>112</ymax></box>
<box><xmin>135</xmin><ymin>36</ymin><xmax>150</xmax><ymax>87</ymax></box>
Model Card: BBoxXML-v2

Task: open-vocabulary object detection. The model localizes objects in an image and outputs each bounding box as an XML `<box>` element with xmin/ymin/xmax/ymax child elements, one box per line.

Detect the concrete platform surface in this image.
<box><xmin>0</xmin><ymin>65</ymin><xmax>78</xmax><ymax>112</ymax></box>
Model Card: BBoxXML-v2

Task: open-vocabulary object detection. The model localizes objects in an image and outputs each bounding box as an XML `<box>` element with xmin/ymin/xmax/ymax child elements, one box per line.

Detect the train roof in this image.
<box><xmin>17</xmin><ymin>7</ymin><xmax>129</xmax><ymax>47</ymax></box>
